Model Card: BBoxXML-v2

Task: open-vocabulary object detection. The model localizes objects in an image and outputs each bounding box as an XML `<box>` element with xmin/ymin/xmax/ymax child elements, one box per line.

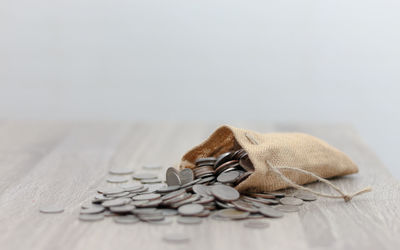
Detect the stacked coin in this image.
<box><xmin>79</xmin><ymin>149</ymin><xmax>317</xmax><ymax>224</ymax></box>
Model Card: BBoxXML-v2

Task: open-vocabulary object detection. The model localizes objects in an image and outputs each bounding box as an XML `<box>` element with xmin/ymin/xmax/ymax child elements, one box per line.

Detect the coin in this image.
<box><xmin>280</xmin><ymin>197</ymin><xmax>303</xmax><ymax>206</ymax></box>
<box><xmin>148</xmin><ymin>217</ymin><xmax>174</xmax><ymax>225</ymax></box>
<box><xmin>294</xmin><ymin>191</ymin><xmax>317</xmax><ymax>201</ymax></box>
<box><xmin>178</xmin><ymin>204</ymin><xmax>204</xmax><ymax>216</ymax></box>
<box><xmin>102</xmin><ymin>198</ymin><xmax>131</xmax><ymax>207</ymax></box>
<box><xmin>244</xmin><ymin>220</ymin><xmax>270</xmax><ymax>229</ymax></box>
<box><xmin>214</xmin><ymin>152</ymin><xmax>232</xmax><ymax>168</ymax></box>
<box><xmin>162</xmin><ymin>189</ymin><xmax>186</xmax><ymax>201</ymax></box>
<box><xmin>120</xmin><ymin>183</ymin><xmax>144</xmax><ymax>192</ymax></box>
<box><xmin>79</xmin><ymin>213</ymin><xmax>104</xmax><ymax>221</ymax></box>
<box><xmin>80</xmin><ymin>205</ymin><xmax>105</xmax><ymax>214</ymax></box>
<box><xmin>97</xmin><ymin>186</ymin><xmax>124</xmax><ymax>195</ymax></box>
<box><xmin>109</xmin><ymin>168</ymin><xmax>134</xmax><ymax>175</ymax></box>
<box><xmin>141</xmin><ymin>178</ymin><xmax>162</xmax><ymax>184</ymax></box>
<box><xmin>217</xmin><ymin>170</ymin><xmax>241</xmax><ymax>183</ymax></box>
<box><xmin>133</xmin><ymin>173</ymin><xmax>158</xmax><ymax>180</ymax></box>
<box><xmin>143</xmin><ymin>165</ymin><xmax>163</xmax><ymax>170</ymax></box>
<box><xmin>211</xmin><ymin>185</ymin><xmax>240</xmax><ymax>201</ymax></box>
<box><xmin>179</xmin><ymin>168</ymin><xmax>194</xmax><ymax>185</ymax></box>
<box><xmin>239</xmin><ymin>156</ymin><xmax>255</xmax><ymax>172</ymax></box>
<box><xmin>195</xmin><ymin>157</ymin><xmax>216</xmax><ymax>165</ymax></box>
<box><xmin>156</xmin><ymin>185</ymin><xmax>180</xmax><ymax>193</ymax></box>
<box><xmin>192</xmin><ymin>184</ymin><xmax>211</xmax><ymax>196</ymax></box>
<box><xmin>166</xmin><ymin>169</ymin><xmax>181</xmax><ymax>186</ymax></box>
<box><xmin>177</xmin><ymin>216</ymin><xmax>202</xmax><ymax>225</ymax></box>
<box><xmin>259</xmin><ymin>206</ymin><xmax>284</xmax><ymax>218</ymax></box>
<box><xmin>159</xmin><ymin>208</ymin><xmax>178</xmax><ymax>216</ymax></box>
<box><xmin>113</xmin><ymin>215</ymin><xmax>140</xmax><ymax>224</ymax></box>
<box><xmin>231</xmin><ymin>199</ymin><xmax>259</xmax><ymax>213</ymax></box>
<box><xmin>132</xmin><ymin>193</ymin><xmax>161</xmax><ymax>201</ymax></box>
<box><xmin>107</xmin><ymin>175</ymin><xmax>129</xmax><ymax>183</ymax></box>
<box><xmin>109</xmin><ymin>204</ymin><xmax>136</xmax><ymax>213</ymax></box>
<box><xmin>163</xmin><ymin>233</ymin><xmax>190</xmax><ymax>243</ymax></box>
<box><xmin>39</xmin><ymin>205</ymin><xmax>64</xmax><ymax>214</ymax></box>
<box><xmin>275</xmin><ymin>205</ymin><xmax>300</xmax><ymax>212</ymax></box>
<box><xmin>217</xmin><ymin>208</ymin><xmax>250</xmax><ymax>219</ymax></box>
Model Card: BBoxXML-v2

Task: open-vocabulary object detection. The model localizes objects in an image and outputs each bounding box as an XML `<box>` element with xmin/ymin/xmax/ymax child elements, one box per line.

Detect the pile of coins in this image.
<box><xmin>78</xmin><ymin>149</ymin><xmax>317</xmax><ymax>225</ymax></box>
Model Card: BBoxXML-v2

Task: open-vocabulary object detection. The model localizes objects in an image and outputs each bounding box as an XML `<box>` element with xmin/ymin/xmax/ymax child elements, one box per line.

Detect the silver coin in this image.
<box><xmin>280</xmin><ymin>197</ymin><xmax>303</xmax><ymax>206</ymax></box>
<box><xmin>132</xmin><ymin>193</ymin><xmax>161</xmax><ymax>201</ymax></box>
<box><xmin>81</xmin><ymin>200</ymin><xmax>94</xmax><ymax>209</ymax></box>
<box><xmin>80</xmin><ymin>205</ymin><xmax>105</xmax><ymax>214</ymax></box>
<box><xmin>244</xmin><ymin>220</ymin><xmax>270</xmax><ymax>229</ymax></box>
<box><xmin>192</xmin><ymin>184</ymin><xmax>211</xmax><ymax>196</ymax></box>
<box><xmin>136</xmin><ymin>199</ymin><xmax>162</xmax><ymax>208</ymax></box>
<box><xmin>166</xmin><ymin>170</ymin><xmax>181</xmax><ymax>186</ymax></box>
<box><xmin>107</xmin><ymin>175</ymin><xmax>129</xmax><ymax>183</ymax></box>
<box><xmin>194</xmin><ymin>195</ymin><xmax>215</xmax><ymax>204</ymax></box>
<box><xmin>97</xmin><ymin>186</ymin><xmax>124</xmax><ymax>195</ymax></box>
<box><xmin>217</xmin><ymin>170</ymin><xmax>241</xmax><ymax>183</ymax></box>
<box><xmin>143</xmin><ymin>165</ymin><xmax>163</xmax><ymax>170</ymax></box>
<box><xmin>39</xmin><ymin>205</ymin><xmax>64</xmax><ymax>214</ymax></box>
<box><xmin>294</xmin><ymin>191</ymin><xmax>317</xmax><ymax>201</ymax></box>
<box><xmin>217</xmin><ymin>208</ymin><xmax>249</xmax><ymax>219</ymax></box>
<box><xmin>211</xmin><ymin>185</ymin><xmax>240</xmax><ymax>201</ymax></box>
<box><xmin>197</xmin><ymin>176</ymin><xmax>215</xmax><ymax>184</ymax></box>
<box><xmin>275</xmin><ymin>205</ymin><xmax>300</xmax><ymax>212</ymax></box>
<box><xmin>180</xmin><ymin>178</ymin><xmax>201</xmax><ymax>188</ymax></box>
<box><xmin>162</xmin><ymin>189</ymin><xmax>186</xmax><ymax>201</ymax></box>
<box><xmin>102</xmin><ymin>198</ymin><xmax>131</xmax><ymax>207</ymax></box>
<box><xmin>163</xmin><ymin>233</ymin><xmax>190</xmax><ymax>243</ymax></box>
<box><xmin>177</xmin><ymin>216</ymin><xmax>202</xmax><ymax>225</ymax></box>
<box><xmin>156</xmin><ymin>185</ymin><xmax>180</xmax><ymax>193</ymax></box>
<box><xmin>109</xmin><ymin>168</ymin><xmax>134</xmax><ymax>175</ymax></box>
<box><xmin>139</xmin><ymin>213</ymin><xmax>165</xmax><ymax>221</ymax></box>
<box><xmin>171</xmin><ymin>194</ymin><xmax>201</xmax><ymax>208</ymax></box>
<box><xmin>92</xmin><ymin>194</ymin><xmax>112</xmax><ymax>202</ymax></box>
<box><xmin>113</xmin><ymin>215</ymin><xmax>140</xmax><ymax>224</ymax></box>
<box><xmin>178</xmin><ymin>204</ymin><xmax>204</xmax><ymax>216</ymax></box>
<box><xmin>109</xmin><ymin>204</ymin><xmax>136</xmax><ymax>213</ymax></box>
<box><xmin>159</xmin><ymin>208</ymin><xmax>179</xmax><ymax>216</ymax></box>
<box><xmin>79</xmin><ymin>213</ymin><xmax>104</xmax><ymax>221</ymax></box>
<box><xmin>148</xmin><ymin>217</ymin><xmax>174</xmax><ymax>225</ymax></box>
<box><xmin>141</xmin><ymin>178</ymin><xmax>162</xmax><ymax>184</ymax></box>
<box><xmin>133</xmin><ymin>173</ymin><xmax>158</xmax><ymax>180</ymax></box>
<box><xmin>231</xmin><ymin>199</ymin><xmax>259</xmax><ymax>213</ymax></box>
<box><xmin>106</xmin><ymin>191</ymin><xmax>130</xmax><ymax>198</ymax></box>
<box><xmin>120</xmin><ymin>183</ymin><xmax>144</xmax><ymax>192</ymax></box>
<box><xmin>132</xmin><ymin>208</ymin><xmax>161</xmax><ymax>215</ymax></box>
<box><xmin>179</xmin><ymin>168</ymin><xmax>194</xmax><ymax>185</ymax></box>
<box><xmin>259</xmin><ymin>206</ymin><xmax>284</xmax><ymax>218</ymax></box>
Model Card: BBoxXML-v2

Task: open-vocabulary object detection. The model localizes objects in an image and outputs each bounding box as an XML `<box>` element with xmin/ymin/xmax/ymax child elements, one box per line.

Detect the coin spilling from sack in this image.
<box><xmin>78</xmin><ymin>149</ymin><xmax>317</xmax><ymax>225</ymax></box>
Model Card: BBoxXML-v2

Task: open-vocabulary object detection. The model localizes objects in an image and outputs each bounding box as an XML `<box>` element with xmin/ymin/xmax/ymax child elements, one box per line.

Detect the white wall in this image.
<box><xmin>1</xmin><ymin>0</ymin><xmax>399</xmax><ymax>178</ymax></box>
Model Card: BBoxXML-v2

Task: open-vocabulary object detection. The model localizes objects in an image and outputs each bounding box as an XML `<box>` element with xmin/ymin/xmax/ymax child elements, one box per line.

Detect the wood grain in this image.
<box><xmin>0</xmin><ymin>121</ymin><xmax>398</xmax><ymax>250</ymax></box>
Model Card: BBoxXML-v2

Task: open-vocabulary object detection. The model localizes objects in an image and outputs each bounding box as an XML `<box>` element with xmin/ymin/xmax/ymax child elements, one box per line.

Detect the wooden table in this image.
<box><xmin>0</xmin><ymin>121</ymin><xmax>399</xmax><ymax>250</ymax></box>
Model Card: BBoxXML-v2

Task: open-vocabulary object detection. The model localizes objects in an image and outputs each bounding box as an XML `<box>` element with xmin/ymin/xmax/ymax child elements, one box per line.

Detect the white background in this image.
<box><xmin>1</xmin><ymin>0</ymin><xmax>399</xmax><ymax>178</ymax></box>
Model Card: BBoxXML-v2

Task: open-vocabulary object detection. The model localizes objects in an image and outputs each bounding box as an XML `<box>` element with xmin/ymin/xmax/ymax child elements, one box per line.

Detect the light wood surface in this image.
<box><xmin>0</xmin><ymin>121</ymin><xmax>399</xmax><ymax>250</ymax></box>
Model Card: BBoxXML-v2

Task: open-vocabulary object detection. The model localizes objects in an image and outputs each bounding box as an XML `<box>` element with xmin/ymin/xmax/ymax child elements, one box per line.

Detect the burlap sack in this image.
<box><xmin>180</xmin><ymin>125</ymin><xmax>370</xmax><ymax>201</ymax></box>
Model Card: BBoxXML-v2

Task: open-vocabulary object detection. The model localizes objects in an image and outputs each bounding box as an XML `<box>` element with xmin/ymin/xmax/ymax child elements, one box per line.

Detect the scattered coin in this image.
<box><xmin>211</xmin><ymin>185</ymin><xmax>240</xmax><ymax>201</ymax></box>
<box><xmin>217</xmin><ymin>208</ymin><xmax>250</xmax><ymax>219</ymax></box>
<box><xmin>133</xmin><ymin>173</ymin><xmax>158</xmax><ymax>180</ymax></box>
<box><xmin>294</xmin><ymin>191</ymin><xmax>317</xmax><ymax>201</ymax></box>
<box><xmin>166</xmin><ymin>168</ymin><xmax>181</xmax><ymax>186</ymax></box>
<box><xmin>39</xmin><ymin>205</ymin><xmax>64</xmax><ymax>214</ymax></box>
<box><xmin>244</xmin><ymin>220</ymin><xmax>270</xmax><ymax>229</ymax></box>
<box><xmin>97</xmin><ymin>186</ymin><xmax>124</xmax><ymax>195</ymax></box>
<box><xmin>109</xmin><ymin>168</ymin><xmax>134</xmax><ymax>175</ymax></box>
<box><xmin>259</xmin><ymin>206</ymin><xmax>284</xmax><ymax>218</ymax></box>
<box><xmin>143</xmin><ymin>165</ymin><xmax>163</xmax><ymax>170</ymax></box>
<box><xmin>179</xmin><ymin>168</ymin><xmax>194</xmax><ymax>185</ymax></box>
<box><xmin>275</xmin><ymin>205</ymin><xmax>300</xmax><ymax>212</ymax></box>
<box><xmin>163</xmin><ymin>233</ymin><xmax>190</xmax><ymax>243</ymax></box>
<box><xmin>102</xmin><ymin>198</ymin><xmax>131</xmax><ymax>207</ymax></box>
<box><xmin>280</xmin><ymin>197</ymin><xmax>303</xmax><ymax>206</ymax></box>
<box><xmin>192</xmin><ymin>184</ymin><xmax>211</xmax><ymax>196</ymax></box>
<box><xmin>113</xmin><ymin>215</ymin><xmax>140</xmax><ymax>224</ymax></box>
<box><xmin>120</xmin><ymin>183</ymin><xmax>144</xmax><ymax>192</ymax></box>
<box><xmin>109</xmin><ymin>204</ymin><xmax>136</xmax><ymax>213</ymax></box>
<box><xmin>79</xmin><ymin>213</ymin><xmax>104</xmax><ymax>221</ymax></box>
<box><xmin>132</xmin><ymin>193</ymin><xmax>161</xmax><ymax>201</ymax></box>
<box><xmin>107</xmin><ymin>175</ymin><xmax>129</xmax><ymax>183</ymax></box>
<box><xmin>80</xmin><ymin>205</ymin><xmax>105</xmax><ymax>214</ymax></box>
<box><xmin>178</xmin><ymin>204</ymin><xmax>204</xmax><ymax>216</ymax></box>
<box><xmin>177</xmin><ymin>216</ymin><xmax>202</xmax><ymax>225</ymax></box>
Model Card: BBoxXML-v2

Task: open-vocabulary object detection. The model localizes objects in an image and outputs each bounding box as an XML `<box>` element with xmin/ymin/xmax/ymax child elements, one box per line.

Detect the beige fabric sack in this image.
<box><xmin>180</xmin><ymin>125</ymin><xmax>371</xmax><ymax>201</ymax></box>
